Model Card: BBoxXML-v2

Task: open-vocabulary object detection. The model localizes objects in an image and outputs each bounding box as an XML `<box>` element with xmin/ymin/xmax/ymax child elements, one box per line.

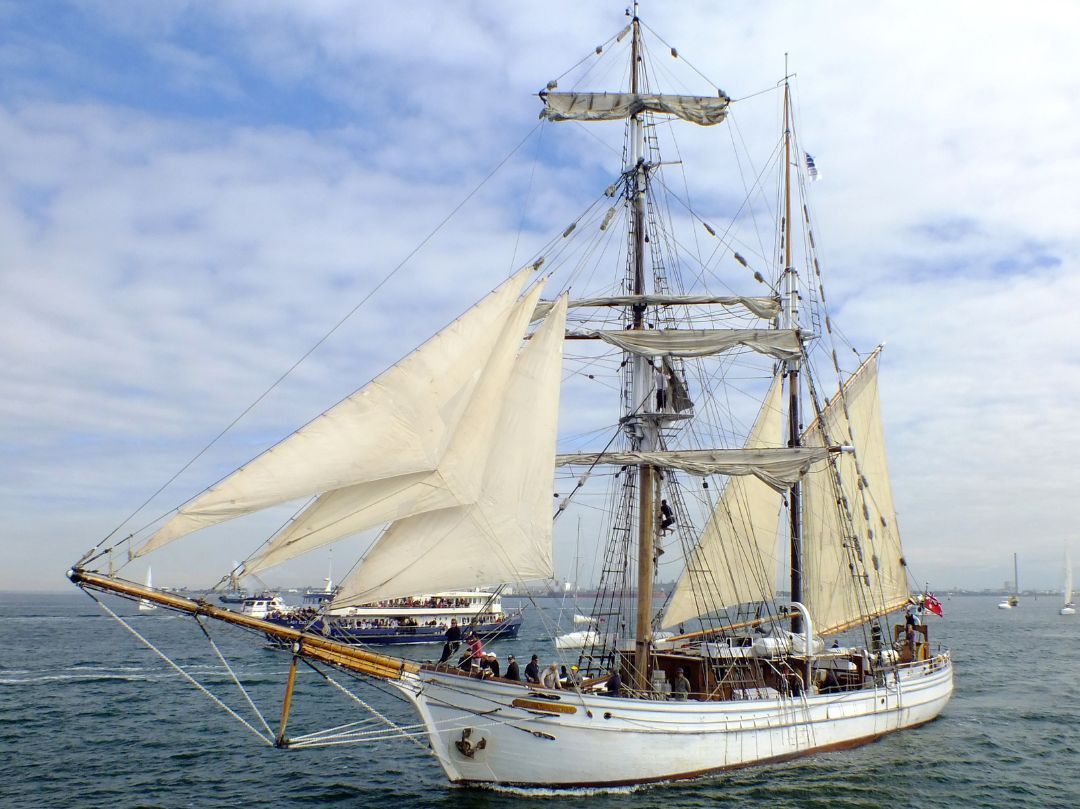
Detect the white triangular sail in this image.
<box><xmin>331</xmin><ymin>296</ymin><xmax>568</xmax><ymax>606</ymax></box>
<box><xmin>1065</xmin><ymin>548</ymin><xmax>1073</xmax><ymax>607</ymax></box>
<box><xmin>662</xmin><ymin>374</ymin><xmax>785</xmax><ymax>629</ymax></box>
<box><xmin>138</xmin><ymin>567</ymin><xmax>156</xmax><ymax>612</ymax></box>
<box><xmin>802</xmin><ymin>351</ymin><xmax>910</xmax><ymax>635</ymax></box>
<box><xmin>541</xmin><ymin>92</ymin><xmax>730</xmax><ymax>126</ymax></box>
<box><xmin>245</xmin><ymin>281</ymin><xmax>547</xmax><ymax>574</ymax></box>
<box><xmin>136</xmin><ymin>267</ymin><xmax>536</xmax><ymax>558</ymax></box>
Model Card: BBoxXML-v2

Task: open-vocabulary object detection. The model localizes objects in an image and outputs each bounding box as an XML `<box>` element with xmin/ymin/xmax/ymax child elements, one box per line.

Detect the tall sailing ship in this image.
<box><xmin>69</xmin><ymin>6</ymin><xmax>953</xmax><ymax>788</ymax></box>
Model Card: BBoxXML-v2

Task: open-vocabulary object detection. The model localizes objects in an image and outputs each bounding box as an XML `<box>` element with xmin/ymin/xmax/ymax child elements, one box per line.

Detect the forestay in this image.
<box><xmin>802</xmin><ymin>351</ymin><xmax>910</xmax><ymax>635</ymax></box>
<box><xmin>331</xmin><ymin>296</ymin><xmax>569</xmax><ymax>606</ymax></box>
<box><xmin>137</xmin><ymin>267</ymin><xmax>537</xmax><ymax>558</ymax></box>
<box><xmin>541</xmin><ymin>92</ymin><xmax>730</xmax><ymax>126</ymax></box>
<box><xmin>662</xmin><ymin>374</ymin><xmax>785</xmax><ymax>629</ymax></box>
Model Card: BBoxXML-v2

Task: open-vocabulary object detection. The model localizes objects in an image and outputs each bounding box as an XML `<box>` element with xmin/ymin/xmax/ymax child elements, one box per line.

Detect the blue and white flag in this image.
<box><xmin>804</xmin><ymin>152</ymin><xmax>820</xmax><ymax>181</ymax></box>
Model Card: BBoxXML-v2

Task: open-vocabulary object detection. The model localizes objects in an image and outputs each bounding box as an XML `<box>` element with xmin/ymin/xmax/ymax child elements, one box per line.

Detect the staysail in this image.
<box><xmin>662</xmin><ymin>373</ymin><xmax>785</xmax><ymax>629</ymax></box>
<box><xmin>244</xmin><ymin>281</ymin><xmax>546</xmax><ymax>574</ymax></box>
<box><xmin>802</xmin><ymin>350</ymin><xmax>910</xmax><ymax>635</ymax></box>
<box><xmin>330</xmin><ymin>296</ymin><xmax>569</xmax><ymax>606</ymax></box>
<box><xmin>137</xmin><ymin>267</ymin><xmax>537</xmax><ymax>558</ymax></box>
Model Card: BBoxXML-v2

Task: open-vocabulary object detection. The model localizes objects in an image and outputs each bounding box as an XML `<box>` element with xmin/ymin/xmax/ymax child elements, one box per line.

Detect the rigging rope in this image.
<box><xmin>88</xmin><ymin>121</ymin><xmax>548</xmax><ymax>569</ymax></box>
<box><xmin>85</xmin><ymin>591</ymin><xmax>274</xmax><ymax>746</ymax></box>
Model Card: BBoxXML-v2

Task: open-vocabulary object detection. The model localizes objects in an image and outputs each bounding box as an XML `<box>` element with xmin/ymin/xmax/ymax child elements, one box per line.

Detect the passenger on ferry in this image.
<box><xmin>540</xmin><ymin>663</ymin><xmax>562</xmax><ymax>690</ymax></box>
<box><xmin>524</xmin><ymin>654</ymin><xmax>541</xmax><ymax>684</ymax></box>
<box><xmin>505</xmin><ymin>655</ymin><xmax>520</xmax><ymax>681</ymax></box>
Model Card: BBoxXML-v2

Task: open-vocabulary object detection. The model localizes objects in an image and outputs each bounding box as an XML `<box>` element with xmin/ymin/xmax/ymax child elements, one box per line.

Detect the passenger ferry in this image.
<box><xmin>256</xmin><ymin>589</ymin><xmax>523</xmax><ymax>646</ymax></box>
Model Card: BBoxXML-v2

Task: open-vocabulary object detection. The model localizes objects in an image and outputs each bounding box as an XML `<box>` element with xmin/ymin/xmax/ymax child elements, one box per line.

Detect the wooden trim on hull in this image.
<box><xmin>450</xmin><ymin>716</ymin><xmax>941</xmax><ymax>790</ymax></box>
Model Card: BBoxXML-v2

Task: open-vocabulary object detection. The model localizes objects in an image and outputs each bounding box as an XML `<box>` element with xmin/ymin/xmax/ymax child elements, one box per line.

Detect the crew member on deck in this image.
<box><xmin>525</xmin><ymin>654</ymin><xmax>541</xmax><ymax>684</ymax></box>
<box><xmin>604</xmin><ymin>669</ymin><xmax>622</xmax><ymax>697</ymax></box>
<box><xmin>541</xmin><ymin>663</ymin><xmax>562</xmax><ymax>690</ymax></box>
<box><xmin>438</xmin><ymin>618</ymin><xmax>461</xmax><ymax>664</ymax></box>
<box><xmin>505</xmin><ymin>655</ymin><xmax>520</xmax><ymax>681</ymax></box>
<box><xmin>671</xmin><ymin>668</ymin><xmax>691</xmax><ymax>700</ymax></box>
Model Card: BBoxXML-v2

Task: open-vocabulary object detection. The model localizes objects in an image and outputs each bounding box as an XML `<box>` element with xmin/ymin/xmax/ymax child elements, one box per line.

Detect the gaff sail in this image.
<box><xmin>802</xmin><ymin>351</ymin><xmax>911</xmax><ymax>635</ymax></box>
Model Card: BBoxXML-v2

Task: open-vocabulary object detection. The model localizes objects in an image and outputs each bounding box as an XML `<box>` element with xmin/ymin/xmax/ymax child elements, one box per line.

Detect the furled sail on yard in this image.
<box><xmin>331</xmin><ymin>295</ymin><xmax>569</xmax><ymax>606</ymax></box>
<box><xmin>579</xmin><ymin>328</ymin><xmax>801</xmax><ymax>360</ymax></box>
<box><xmin>555</xmin><ymin>446</ymin><xmax>830</xmax><ymax>491</ymax></box>
<box><xmin>541</xmin><ymin>92</ymin><xmax>730</xmax><ymax>125</ymax></box>
<box><xmin>531</xmin><ymin>294</ymin><xmax>781</xmax><ymax>321</ymax></box>
<box><xmin>662</xmin><ymin>373</ymin><xmax>785</xmax><ymax>629</ymax></box>
<box><xmin>802</xmin><ymin>350</ymin><xmax>910</xmax><ymax>635</ymax></box>
<box><xmin>137</xmin><ymin>267</ymin><xmax>537</xmax><ymax>558</ymax></box>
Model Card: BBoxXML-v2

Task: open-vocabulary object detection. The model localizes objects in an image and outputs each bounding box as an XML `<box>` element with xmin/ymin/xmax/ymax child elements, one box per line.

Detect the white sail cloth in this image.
<box><xmin>662</xmin><ymin>374</ymin><xmax>785</xmax><ymax>629</ymax></box>
<box><xmin>331</xmin><ymin>296</ymin><xmax>569</xmax><ymax>606</ymax></box>
<box><xmin>555</xmin><ymin>447</ymin><xmax>830</xmax><ymax>492</ymax></box>
<box><xmin>541</xmin><ymin>92</ymin><xmax>730</xmax><ymax>126</ymax></box>
<box><xmin>802</xmin><ymin>351</ymin><xmax>911</xmax><ymax>635</ymax></box>
<box><xmin>531</xmin><ymin>295</ymin><xmax>780</xmax><ymax>321</ymax></box>
<box><xmin>578</xmin><ymin>329</ymin><xmax>801</xmax><ymax>361</ymax></box>
<box><xmin>137</xmin><ymin>267</ymin><xmax>537</xmax><ymax>558</ymax></box>
<box><xmin>244</xmin><ymin>281</ymin><xmax>547</xmax><ymax>574</ymax></box>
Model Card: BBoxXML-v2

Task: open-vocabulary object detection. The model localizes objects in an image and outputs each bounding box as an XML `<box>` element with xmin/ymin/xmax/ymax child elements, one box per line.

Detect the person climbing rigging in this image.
<box><xmin>659</xmin><ymin>499</ymin><xmax>675</xmax><ymax>533</ymax></box>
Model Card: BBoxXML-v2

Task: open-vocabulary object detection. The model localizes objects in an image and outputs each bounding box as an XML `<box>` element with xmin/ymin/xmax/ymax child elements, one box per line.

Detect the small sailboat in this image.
<box><xmin>998</xmin><ymin>553</ymin><xmax>1020</xmax><ymax>609</ymax></box>
<box><xmin>1061</xmin><ymin>547</ymin><xmax>1075</xmax><ymax>616</ymax></box>
<box><xmin>137</xmin><ymin>568</ymin><xmax>156</xmax><ymax>612</ymax></box>
<box><xmin>68</xmin><ymin>5</ymin><xmax>952</xmax><ymax>788</ymax></box>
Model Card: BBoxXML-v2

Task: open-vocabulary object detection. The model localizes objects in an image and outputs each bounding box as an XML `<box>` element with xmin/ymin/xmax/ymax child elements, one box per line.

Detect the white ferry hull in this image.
<box><xmin>399</xmin><ymin>655</ymin><xmax>953</xmax><ymax>787</ymax></box>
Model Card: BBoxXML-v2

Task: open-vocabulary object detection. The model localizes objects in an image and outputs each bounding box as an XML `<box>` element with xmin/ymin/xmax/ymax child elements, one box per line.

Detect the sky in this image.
<box><xmin>2</xmin><ymin>0</ymin><xmax>1079</xmax><ymax>593</ymax></box>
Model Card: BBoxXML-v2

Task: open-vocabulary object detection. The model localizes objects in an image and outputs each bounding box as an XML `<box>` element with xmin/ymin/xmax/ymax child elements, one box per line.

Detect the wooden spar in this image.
<box><xmin>628</xmin><ymin>3</ymin><xmax>654</xmax><ymax>695</ymax></box>
<box><xmin>664</xmin><ymin>597</ymin><xmax>911</xmax><ymax>645</ymax></box>
<box><xmin>68</xmin><ymin>568</ymin><xmax>419</xmax><ymax>680</ymax></box>
<box><xmin>665</xmin><ymin>613</ymin><xmax>787</xmax><ymax>643</ymax></box>
<box><xmin>817</xmin><ymin>597</ymin><xmax>912</xmax><ymax>637</ymax></box>
<box><xmin>782</xmin><ymin>69</ymin><xmax>804</xmax><ymax>638</ymax></box>
<box><xmin>276</xmin><ymin>653</ymin><xmax>300</xmax><ymax>748</ymax></box>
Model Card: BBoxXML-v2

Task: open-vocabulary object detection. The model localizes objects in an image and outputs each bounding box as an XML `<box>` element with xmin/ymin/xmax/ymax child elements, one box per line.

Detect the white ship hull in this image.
<box><xmin>398</xmin><ymin>654</ymin><xmax>953</xmax><ymax>787</ymax></box>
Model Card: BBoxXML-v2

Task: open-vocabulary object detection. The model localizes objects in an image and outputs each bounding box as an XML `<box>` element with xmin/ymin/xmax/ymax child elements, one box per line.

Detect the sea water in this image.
<box><xmin>1</xmin><ymin>592</ymin><xmax>1077</xmax><ymax>808</ymax></box>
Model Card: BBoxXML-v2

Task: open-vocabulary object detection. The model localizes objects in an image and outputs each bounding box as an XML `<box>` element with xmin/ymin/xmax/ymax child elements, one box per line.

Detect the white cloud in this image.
<box><xmin>2</xmin><ymin>2</ymin><xmax>1078</xmax><ymax>592</ymax></box>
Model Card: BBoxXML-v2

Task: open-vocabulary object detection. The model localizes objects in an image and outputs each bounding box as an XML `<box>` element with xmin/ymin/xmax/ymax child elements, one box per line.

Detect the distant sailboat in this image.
<box><xmin>998</xmin><ymin>553</ymin><xmax>1020</xmax><ymax>609</ymax></box>
<box><xmin>138</xmin><ymin>568</ymin><xmax>156</xmax><ymax>612</ymax></box>
<box><xmin>1061</xmin><ymin>548</ymin><xmax>1075</xmax><ymax>616</ymax></box>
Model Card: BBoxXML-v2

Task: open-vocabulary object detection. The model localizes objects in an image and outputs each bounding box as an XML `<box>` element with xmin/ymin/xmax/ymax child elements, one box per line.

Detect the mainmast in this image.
<box><xmin>782</xmin><ymin>67</ymin><xmax>804</xmax><ymax>635</ymax></box>
<box><xmin>628</xmin><ymin>3</ymin><xmax>655</xmax><ymax>693</ymax></box>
